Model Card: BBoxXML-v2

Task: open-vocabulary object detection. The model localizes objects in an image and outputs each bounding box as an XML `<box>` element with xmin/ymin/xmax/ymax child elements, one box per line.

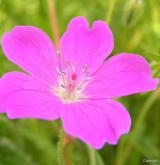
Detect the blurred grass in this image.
<box><xmin>0</xmin><ymin>0</ymin><xmax>160</xmax><ymax>165</ymax></box>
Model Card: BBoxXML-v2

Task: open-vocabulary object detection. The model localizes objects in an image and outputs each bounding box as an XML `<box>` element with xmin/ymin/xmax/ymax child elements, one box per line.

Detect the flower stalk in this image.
<box><xmin>57</xmin><ymin>127</ymin><xmax>65</xmax><ymax>165</ymax></box>
<box><xmin>87</xmin><ymin>145</ymin><xmax>97</xmax><ymax>165</ymax></box>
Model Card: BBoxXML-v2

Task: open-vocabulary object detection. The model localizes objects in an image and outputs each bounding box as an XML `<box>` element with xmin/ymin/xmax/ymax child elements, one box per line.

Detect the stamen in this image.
<box><xmin>53</xmin><ymin>62</ymin><xmax>91</xmax><ymax>103</ymax></box>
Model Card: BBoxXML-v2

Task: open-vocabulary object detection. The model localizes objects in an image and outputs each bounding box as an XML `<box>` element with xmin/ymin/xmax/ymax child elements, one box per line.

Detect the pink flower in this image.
<box><xmin>0</xmin><ymin>17</ymin><xmax>158</xmax><ymax>149</ymax></box>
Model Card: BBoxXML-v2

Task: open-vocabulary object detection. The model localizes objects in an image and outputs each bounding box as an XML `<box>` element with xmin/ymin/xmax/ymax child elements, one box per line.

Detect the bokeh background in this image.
<box><xmin>0</xmin><ymin>0</ymin><xmax>160</xmax><ymax>165</ymax></box>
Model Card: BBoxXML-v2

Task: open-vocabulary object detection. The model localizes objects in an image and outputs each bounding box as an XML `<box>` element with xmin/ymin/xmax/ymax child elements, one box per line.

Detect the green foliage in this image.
<box><xmin>0</xmin><ymin>0</ymin><xmax>160</xmax><ymax>164</ymax></box>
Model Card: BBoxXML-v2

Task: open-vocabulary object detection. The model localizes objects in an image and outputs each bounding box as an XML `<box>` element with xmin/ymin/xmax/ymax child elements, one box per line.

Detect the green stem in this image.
<box><xmin>57</xmin><ymin>127</ymin><xmax>65</xmax><ymax>165</ymax></box>
<box><xmin>116</xmin><ymin>90</ymin><xmax>160</xmax><ymax>165</ymax></box>
<box><xmin>106</xmin><ymin>0</ymin><xmax>116</xmax><ymax>24</ymax></box>
<box><xmin>87</xmin><ymin>145</ymin><xmax>97</xmax><ymax>165</ymax></box>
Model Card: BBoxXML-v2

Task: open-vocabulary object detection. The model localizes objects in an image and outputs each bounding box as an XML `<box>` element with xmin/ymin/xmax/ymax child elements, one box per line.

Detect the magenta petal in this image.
<box><xmin>60</xmin><ymin>16</ymin><xmax>114</xmax><ymax>73</ymax></box>
<box><xmin>60</xmin><ymin>99</ymin><xmax>131</xmax><ymax>149</ymax></box>
<box><xmin>0</xmin><ymin>79</ymin><xmax>6</xmax><ymax>113</ymax></box>
<box><xmin>1</xmin><ymin>26</ymin><xmax>58</xmax><ymax>82</ymax></box>
<box><xmin>0</xmin><ymin>72</ymin><xmax>61</xmax><ymax>120</ymax></box>
<box><xmin>0</xmin><ymin>95</ymin><xmax>5</xmax><ymax>113</ymax></box>
<box><xmin>86</xmin><ymin>53</ymin><xmax>158</xmax><ymax>99</ymax></box>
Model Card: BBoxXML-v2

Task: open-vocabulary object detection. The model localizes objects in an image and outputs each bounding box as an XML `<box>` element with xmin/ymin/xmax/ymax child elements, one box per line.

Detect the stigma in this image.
<box><xmin>53</xmin><ymin>62</ymin><xmax>91</xmax><ymax>103</ymax></box>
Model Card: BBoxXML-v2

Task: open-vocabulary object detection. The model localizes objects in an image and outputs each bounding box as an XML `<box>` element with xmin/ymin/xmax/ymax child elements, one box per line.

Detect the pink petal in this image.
<box><xmin>60</xmin><ymin>16</ymin><xmax>114</xmax><ymax>74</ymax></box>
<box><xmin>86</xmin><ymin>53</ymin><xmax>158</xmax><ymax>99</ymax></box>
<box><xmin>0</xmin><ymin>78</ymin><xmax>7</xmax><ymax>113</ymax></box>
<box><xmin>60</xmin><ymin>99</ymin><xmax>131</xmax><ymax>149</ymax></box>
<box><xmin>0</xmin><ymin>95</ymin><xmax>5</xmax><ymax>113</ymax></box>
<box><xmin>1</xmin><ymin>26</ymin><xmax>58</xmax><ymax>83</ymax></box>
<box><xmin>0</xmin><ymin>72</ymin><xmax>61</xmax><ymax>120</ymax></box>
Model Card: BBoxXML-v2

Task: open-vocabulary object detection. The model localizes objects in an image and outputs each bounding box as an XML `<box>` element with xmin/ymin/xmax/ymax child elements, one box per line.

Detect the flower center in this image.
<box><xmin>53</xmin><ymin>62</ymin><xmax>91</xmax><ymax>103</ymax></box>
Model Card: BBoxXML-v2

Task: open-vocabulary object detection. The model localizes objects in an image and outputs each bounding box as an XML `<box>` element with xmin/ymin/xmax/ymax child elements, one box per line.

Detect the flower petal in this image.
<box><xmin>0</xmin><ymin>78</ymin><xmax>8</xmax><ymax>113</ymax></box>
<box><xmin>0</xmin><ymin>72</ymin><xmax>61</xmax><ymax>120</ymax></box>
<box><xmin>86</xmin><ymin>53</ymin><xmax>158</xmax><ymax>99</ymax></box>
<box><xmin>60</xmin><ymin>99</ymin><xmax>131</xmax><ymax>149</ymax></box>
<box><xmin>0</xmin><ymin>95</ymin><xmax>5</xmax><ymax>113</ymax></box>
<box><xmin>1</xmin><ymin>26</ymin><xmax>58</xmax><ymax>82</ymax></box>
<box><xmin>60</xmin><ymin>16</ymin><xmax>114</xmax><ymax>73</ymax></box>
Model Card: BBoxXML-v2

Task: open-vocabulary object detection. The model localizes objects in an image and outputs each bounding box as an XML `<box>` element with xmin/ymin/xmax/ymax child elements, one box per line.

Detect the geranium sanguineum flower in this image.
<box><xmin>0</xmin><ymin>17</ymin><xmax>158</xmax><ymax>149</ymax></box>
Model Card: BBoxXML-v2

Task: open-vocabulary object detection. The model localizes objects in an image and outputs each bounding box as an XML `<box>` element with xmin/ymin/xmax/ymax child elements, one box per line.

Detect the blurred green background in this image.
<box><xmin>0</xmin><ymin>0</ymin><xmax>160</xmax><ymax>165</ymax></box>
